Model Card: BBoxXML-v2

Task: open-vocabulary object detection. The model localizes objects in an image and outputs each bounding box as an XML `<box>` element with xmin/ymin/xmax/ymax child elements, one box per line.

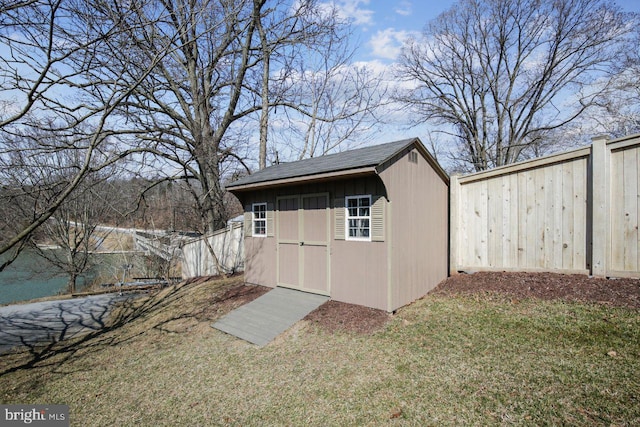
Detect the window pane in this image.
<box><xmin>254</xmin><ymin>220</ymin><xmax>266</xmax><ymax>235</ymax></box>
<box><xmin>252</xmin><ymin>203</ymin><xmax>267</xmax><ymax>235</ymax></box>
<box><xmin>345</xmin><ymin>197</ymin><xmax>371</xmax><ymax>240</ymax></box>
<box><xmin>254</xmin><ymin>204</ymin><xmax>266</xmax><ymax>219</ymax></box>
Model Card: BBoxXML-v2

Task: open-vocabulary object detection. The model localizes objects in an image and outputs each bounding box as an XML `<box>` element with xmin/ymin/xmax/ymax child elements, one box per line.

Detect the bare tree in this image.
<box><xmin>0</xmin><ymin>0</ymin><xmax>176</xmax><ymax>266</ymax></box>
<box><xmin>589</xmin><ymin>29</ymin><xmax>640</xmax><ymax>137</ymax></box>
<box><xmin>34</xmin><ymin>187</ymin><xmax>107</xmax><ymax>294</ymax></box>
<box><xmin>0</xmin><ymin>128</ymin><xmax>120</xmax><ymax>291</ymax></box>
<box><xmin>80</xmin><ymin>0</ymin><xmax>263</xmax><ymax>233</ymax></box>
<box><xmin>395</xmin><ymin>0</ymin><xmax>636</xmax><ymax>172</ymax></box>
<box><xmin>80</xmin><ymin>0</ymin><xmax>375</xmax><ymax>232</ymax></box>
<box><xmin>272</xmin><ymin>32</ymin><xmax>388</xmax><ymax>161</ymax></box>
<box><xmin>252</xmin><ymin>1</ymin><xmax>386</xmax><ymax>167</ymax></box>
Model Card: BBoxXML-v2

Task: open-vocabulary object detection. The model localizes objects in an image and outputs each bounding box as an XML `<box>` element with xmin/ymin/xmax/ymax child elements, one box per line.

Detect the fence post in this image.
<box><xmin>449</xmin><ymin>174</ymin><xmax>460</xmax><ymax>275</ymax></box>
<box><xmin>591</xmin><ymin>135</ymin><xmax>610</xmax><ymax>277</ymax></box>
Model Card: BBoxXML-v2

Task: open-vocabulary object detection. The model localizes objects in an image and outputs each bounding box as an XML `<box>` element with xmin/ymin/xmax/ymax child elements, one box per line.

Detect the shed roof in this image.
<box><xmin>227</xmin><ymin>137</ymin><xmax>446</xmax><ymax>191</ymax></box>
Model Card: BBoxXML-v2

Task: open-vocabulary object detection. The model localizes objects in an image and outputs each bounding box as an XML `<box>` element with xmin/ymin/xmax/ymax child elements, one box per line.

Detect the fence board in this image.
<box><xmin>533</xmin><ymin>167</ymin><xmax>546</xmax><ymax>268</ymax></box>
<box><xmin>487</xmin><ymin>177</ymin><xmax>501</xmax><ymax>267</ymax></box>
<box><xmin>182</xmin><ymin>223</ymin><xmax>244</xmax><ymax>279</ymax></box>
<box><xmin>453</xmin><ymin>141</ymin><xmax>598</xmax><ymax>275</ymax></box>
<box><xmin>573</xmin><ymin>158</ymin><xmax>587</xmax><ymax>270</ymax></box>
<box><xmin>469</xmin><ymin>180</ymin><xmax>488</xmax><ymax>266</ymax></box>
<box><xmin>616</xmin><ymin>147</ymin><xmax>638</xmax><ymax>271</ymax></box>
<box><xmin>624</xmin><ymin>148</ymin><xmax>638</xmax><ymax>271</ymax></box>
<box><xmin>517</xmin><ymin>171</ymin><xmax>528</xmax><ymax>268</ymax></box>
<box><xmin>610</xmin><ymin>151</ymin><xmax>623</xmax><ymax>270</ymax></box>
<box><xmin>561</xmin><ymin>161</ymin><xmax>574</xmax><ymax>269</ymax></box>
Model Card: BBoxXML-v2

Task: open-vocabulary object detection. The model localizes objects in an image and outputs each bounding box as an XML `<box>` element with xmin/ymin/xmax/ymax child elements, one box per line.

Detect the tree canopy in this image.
<box><xmin>0</xmin><ymin>0</ymin><xmax>383</xmax><ymax>266</ymax></box>
<box><xmin>396</xmin><ymin>0</ymin><xmax>638</xmax><ymax>172</ymax></box>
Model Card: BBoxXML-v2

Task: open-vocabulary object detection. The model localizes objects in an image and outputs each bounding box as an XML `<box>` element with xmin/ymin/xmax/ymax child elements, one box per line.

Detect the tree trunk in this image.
<box><xmin>67</xmin><ymin>273</ymin><xmax>77</xmax><ymax>294</ymax></box>
<box><xmin>255</xmin><ymin>0</ymin><xmax>269</xmax><ymax>170</ymax></box>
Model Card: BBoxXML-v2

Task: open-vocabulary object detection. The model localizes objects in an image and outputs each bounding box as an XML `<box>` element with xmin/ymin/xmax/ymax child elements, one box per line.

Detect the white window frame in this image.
<box><xmin>345</xmin><ymin>195</ymin><xmax>371</xmax><ymax>241</ymax></box>
<box><xmin>252</xmin><ymin>203</ymin><xmax>267</xmax><ymax>237</ymax></box>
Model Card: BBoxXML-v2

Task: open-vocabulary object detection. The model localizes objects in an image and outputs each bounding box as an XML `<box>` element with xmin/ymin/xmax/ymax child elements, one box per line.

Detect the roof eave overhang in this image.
<box><xmin>227</xmin><ymin>166</ymin><xmax>378</xmax><ymax>192</ymax></box>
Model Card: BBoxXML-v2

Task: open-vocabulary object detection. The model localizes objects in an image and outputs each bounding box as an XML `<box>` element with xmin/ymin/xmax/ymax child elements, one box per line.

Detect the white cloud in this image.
<box><xmin>320</xmin><ymin>0</ymin><xmax>374</xmax><ymax>26</ymax></box>
<box><xmin>368</xmin><ymin>28</ymin><xmax>418</xmax><ymax>60</ymax></box>
<box><xmin>395</xmin><ymin>1</ymin><xmax>412</xmax><ymax>16</ymax></box>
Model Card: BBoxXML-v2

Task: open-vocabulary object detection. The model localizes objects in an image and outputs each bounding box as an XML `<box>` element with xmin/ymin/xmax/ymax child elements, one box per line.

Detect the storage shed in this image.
<box><xmin>226</xmin><ymin>138</ymin><xmax>449</xmax><ymax>312</ymax></box>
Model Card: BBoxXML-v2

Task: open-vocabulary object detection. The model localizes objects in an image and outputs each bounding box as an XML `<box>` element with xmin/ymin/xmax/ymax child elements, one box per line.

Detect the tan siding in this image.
<box><xmin>237</xmin><ymin>175</ymin><xmax>391</xmax><ymax>309</ymax></box>
<box><xmin>244</xmin><ymin>236</ymin><xmax>277</xmax><ymax>287</ymax></box>
<box><xmin>331</xmin><ymin>241</ymin><xmax>388</xmax><ymax>311</ymax></box>
<box><xmin>328</xmin><ymin>177</ymin><xmax>389</xmax><ymax>310</ymax></box>
<box><xmin>378</xmin><ymin>148</ymin><xmax>449</xmax><ymax>311</ymax></box>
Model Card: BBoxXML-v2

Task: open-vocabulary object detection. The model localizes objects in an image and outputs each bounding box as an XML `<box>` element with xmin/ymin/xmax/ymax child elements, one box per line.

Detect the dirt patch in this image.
<box><xmin>432</xmin><ymin>272</ymin><xmax>640</xmax><ymax>309</ymax></box>
<box><xmin>212</xmin><ymin>283</ymin><xmax>270</xmax><ymax>306</ymax></box>
<box><xmin>304</xmin><ymin>300</ymin><xmax>391</xmax><ymax>334</ymax></box>
<box><xmin>198</xmin><ymin>282</ymin><xmax>271</xmax><ymax>321</ymax></box>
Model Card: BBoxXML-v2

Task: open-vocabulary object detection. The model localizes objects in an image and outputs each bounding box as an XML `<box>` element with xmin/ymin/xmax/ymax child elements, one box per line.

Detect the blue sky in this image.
<box><xmin>312</xmin><ymin>0</ymin><xmax>640</xmax><ymax>155</ymax></box>
<box><xmin>330</xmin><ymin>0</ymin><xmax>640</xmax><ymax>63</ymax></box>
<box><xmin>328</xmin><ymin>0</ymin><xmax>456</xmax><ymax>61</ymax></box>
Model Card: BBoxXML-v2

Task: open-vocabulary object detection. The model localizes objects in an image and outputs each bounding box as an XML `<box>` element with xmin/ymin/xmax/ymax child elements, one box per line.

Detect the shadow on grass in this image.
<box><xmin>0</xmin><ymin>276</ymin><xmax>229</xmax><ymax>377</ymax></box>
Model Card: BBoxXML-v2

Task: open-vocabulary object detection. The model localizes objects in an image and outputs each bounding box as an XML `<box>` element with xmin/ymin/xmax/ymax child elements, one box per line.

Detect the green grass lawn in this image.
<box><xmin>1</xmin><ymin>277</ymin><xmax>638</xmax><ymax>426</ymax></box>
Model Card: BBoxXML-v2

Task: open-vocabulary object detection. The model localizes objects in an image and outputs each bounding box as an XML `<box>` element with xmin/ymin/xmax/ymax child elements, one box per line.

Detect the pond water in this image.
<box><xmin>0</xmin><ymin>250</ymin><xmax>147</xmax><ymax>305</ymax></box>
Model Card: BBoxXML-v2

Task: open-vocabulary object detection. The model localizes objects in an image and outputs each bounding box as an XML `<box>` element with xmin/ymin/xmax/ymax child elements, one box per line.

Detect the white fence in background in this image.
<box><xmin>181</xmin><ymin>222</ymin><xmax>244</xmax><ymax>279</ymax></box>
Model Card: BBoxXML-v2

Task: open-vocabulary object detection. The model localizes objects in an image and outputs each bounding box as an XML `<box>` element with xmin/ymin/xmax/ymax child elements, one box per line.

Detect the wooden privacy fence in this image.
<box><xmin>181</xmin><ymin>221</ymin><xmax>244</xmax><ymax>279</ymax></box>
<box><xmin>450</xmin><ymin>133</ymin><xmax>640</xmax><ymax>278</ymax></box>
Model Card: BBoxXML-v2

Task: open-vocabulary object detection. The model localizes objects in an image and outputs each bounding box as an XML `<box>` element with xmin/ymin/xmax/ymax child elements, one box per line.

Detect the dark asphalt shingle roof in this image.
<box><xmin>227</xmin><ymin>138</ymin><xmax>417</xmax><ymax>188</ymax></box>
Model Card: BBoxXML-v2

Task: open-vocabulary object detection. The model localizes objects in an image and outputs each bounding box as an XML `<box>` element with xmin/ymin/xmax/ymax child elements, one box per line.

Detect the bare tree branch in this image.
<box><xmin>395</xmin><ymin>0</ymin><xmax>636</xmax><ymax>171</ymax></box>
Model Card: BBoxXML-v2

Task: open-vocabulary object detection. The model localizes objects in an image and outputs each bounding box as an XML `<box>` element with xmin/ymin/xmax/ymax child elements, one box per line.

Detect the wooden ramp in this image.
<box><xmin>212</xmin><ymin>287</ymin><xmax>329</xmax><ymax>346</ymax></box>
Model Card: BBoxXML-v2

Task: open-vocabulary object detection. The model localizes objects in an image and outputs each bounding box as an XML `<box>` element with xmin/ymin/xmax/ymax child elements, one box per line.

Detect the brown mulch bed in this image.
<box><xmin>432</xmin><ymin>271</ymin><xmax>640</xmax><ymax>309</ymax></box>
<box><xmin>304</xmin><ymin>300</ymin><xmax>391</xmax><ymax>334</ymax></box>
<box><xmin>209</xmin><ymin>272</ymin><xmax>639</xmax><ymax>336</ymax></box>
<box><xmin>304</xmin><ymin>272</ymin><xmax>640</xmax><ymax>334</ymax></box>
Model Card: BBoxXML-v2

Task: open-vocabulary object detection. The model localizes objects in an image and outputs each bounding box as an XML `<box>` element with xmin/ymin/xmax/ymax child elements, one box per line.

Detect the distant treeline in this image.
<box><xmin>95</xmin><ymin>178</ymin><xmax>243</xmax><ymax>233</ymax></box>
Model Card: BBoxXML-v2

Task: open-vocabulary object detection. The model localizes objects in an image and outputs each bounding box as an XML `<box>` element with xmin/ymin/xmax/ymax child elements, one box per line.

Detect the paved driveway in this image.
<box><xmin>0</xmin><ymin>294</ymin><xmax>130</xmax><ymax>354</ymax></box>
